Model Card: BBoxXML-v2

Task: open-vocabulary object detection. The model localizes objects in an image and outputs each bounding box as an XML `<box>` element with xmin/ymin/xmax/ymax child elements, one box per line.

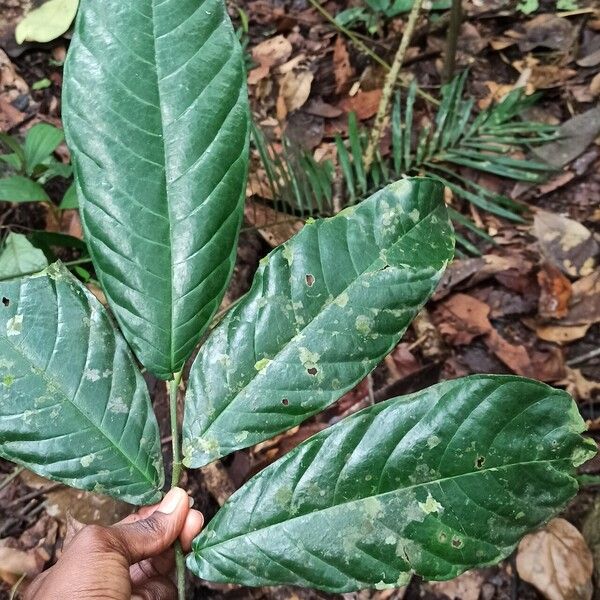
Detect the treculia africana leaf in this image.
<box><xmin>188</xmin><ymin>375</ymin><xmax>596</xmax><ymax>592</ymax></box>
<box><xmin>0</xmin><ymin>263</ymin><xmax>163</xmax><ymax>505</ymax></box>
<box><xmin>62</xmin><ymin>0</ymin><xmax>250</xmax><ymax>379</ymax></box>
<box><xmin>182</xmin><ymin>177</ymin><xmax>454</xmax><ymax>467</ymax></box>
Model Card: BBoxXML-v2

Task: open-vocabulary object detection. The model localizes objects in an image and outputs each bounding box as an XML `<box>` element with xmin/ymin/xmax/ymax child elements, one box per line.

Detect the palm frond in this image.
<box><xmin>250</xmin><ymin>73</ymin><xmax>558</xmax><ymax>252</ymax></box>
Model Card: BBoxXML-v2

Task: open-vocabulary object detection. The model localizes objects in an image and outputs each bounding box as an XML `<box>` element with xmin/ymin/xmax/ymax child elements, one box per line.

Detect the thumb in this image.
<box><xmin>110</xmin><ymin>488</ymin><xmax>190</xmax><ymax>564</ymax></box>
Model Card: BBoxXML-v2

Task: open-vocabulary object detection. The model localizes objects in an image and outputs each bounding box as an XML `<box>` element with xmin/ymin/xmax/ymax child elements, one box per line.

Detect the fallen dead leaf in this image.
<box><xmin>0</xmin><ymin>544</ymin><xmax>45</xmax><ymax>585</ymax></box>
<box><xmin>591</xmin><ymin>72</ymin><xmax>600</xmax><ymax>96</ymax></box>
<box><xmin>559</xmin><ymin>367</ymin><xmax>600</xmax><ymax>401</ymax></box>
<box><xmin>248</xmin><ymin>35</ymin><xmax>293</xmax><ymax>84</ymax></box>
<box><xmin>563</xmin><ymin>271</ymin><xmax>600</xmax><ymax>326</ymax></box>
<box><xmin>433</xmin><ymin>254</ymin><xmax>518</xmax><ymax>301</ymax></box>
<box><xmin>252</xmin><ymin>34</ymin><xmax>292</xmax><ymax>69</ymax></box>
<box><xmin>433</xmin><ymin>293</ymin><xmax>492</xmax><ymax>345</ymax></box>
<box><xmin>512</xmin><ymin>14</ymin><xmax>575</xmax><ymax>52</ymax></box>
<box><xmin>276</xmin><ymin>69</ymin><xmax>313</xmax><ymax>120</ymax></box>
<box><xmin>537</xmin><ymin>262</ymin><xmax>572</xmax><ymax>319</ymax></box>
<box><xmin>526</xmin><ymin>321</ymin><xmax>590</xmax><ymax>345</ymax></box>
<box><xmin>517</xmin><ymin>518</ymin><xmax>593</xmax><ymax>600</ymax></box>
<box><xmin>512</xmin><ymin>55</ymin><xmax>576</xmax><ymax>91</ymax></box>
<box><xmin>533</xmin><ymin>210</ymin><xmax>598</xmax><ymax>278</ymax></box>
<box><xmin>333</xmin><ymin>35</ymin><xmax>353</xmax><ymax>94</ymax></box>
<box><xmin>338</xmin><ymin>88</ymin><xmax>382</xmax><ymax>120</ymax></box>
<box><xmin>533</xmin><ymin>104</ymin><xmax>600</xmax><ymax>168</ymax></box>
<box><xmin>244</xmin><ymin>201</ymin><xmax>303</xmax><ymax>248</ymax></box>
<box><xmin>424</xmin><ymin>570</ymin><xmax>485</xmax><ymax>600</ymax></box>
<box><xmin>485</xmin><ymin>329</ymin><xmax>534</xmax><ymax>378</ymax></box>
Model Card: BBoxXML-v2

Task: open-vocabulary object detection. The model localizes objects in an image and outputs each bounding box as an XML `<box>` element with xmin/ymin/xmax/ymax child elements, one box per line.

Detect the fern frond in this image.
<box><xmin>250</xmin><ymin>73</ymin><xmax>557</xmax><ymax>253</ymax></box>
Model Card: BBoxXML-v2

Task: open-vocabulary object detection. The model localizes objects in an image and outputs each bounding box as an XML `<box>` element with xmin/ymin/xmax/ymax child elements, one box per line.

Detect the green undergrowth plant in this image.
<box><xmin>0</xmin><ymin>1</ymin><xmax>594</xmax><ymax>599</ymax></box>
<box><xmin>252</xmin><ymin>72</ymin><xmax>557</xmax><ymax>254</ymax></box>
<box><xmin>0</xmin><ymin>123</ymin><xmax>76</xmax><ymax>209</ymax></box>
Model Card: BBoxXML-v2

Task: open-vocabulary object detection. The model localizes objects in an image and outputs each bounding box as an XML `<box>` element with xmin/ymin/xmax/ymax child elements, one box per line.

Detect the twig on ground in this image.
<box><xmin>567</xmin><ymin>347</ymin><xmax>600</xmax><ymax>367</ymax></box>
<box><xmin>364</xmin><ymin>0</ymin><xmax>424</xmax><ymax>173</ymax></box>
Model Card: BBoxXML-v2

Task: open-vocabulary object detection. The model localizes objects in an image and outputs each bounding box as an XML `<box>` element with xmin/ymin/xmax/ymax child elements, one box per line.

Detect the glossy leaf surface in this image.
<box><xmin>189</xmin><ymin>375</ymin><xmax>595</xmax><ymax>592</ymax></box>
<box><xmin>23</xmin><ymin>123</ymin><xmax>65</xmax><ymax>174</ymax></box>
<box><xmin>183</xmin><ymin>178</ymin><xmax>453</xmax><ymax>467</ymax></box>
<box><xmin>63</xmin><ymin>0</ymin><xmax>250</xmax><ymax>378</ymax></box>
<box><xmin>0</xmin><ymin>233</ymin><xmax>48</xmax><ymax>280</ymax></box>
<box><xmin>0</xmin><ymin>263</ymin><xmax>164</xmax><ymax>504</ymax></box>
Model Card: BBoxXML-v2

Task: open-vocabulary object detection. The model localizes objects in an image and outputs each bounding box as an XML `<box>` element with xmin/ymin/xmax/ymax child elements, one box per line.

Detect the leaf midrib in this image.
<box><xmin>3</xmin><ymin>292</ymin><xmax>158</xmax><ymax>491</ymax></box>
<box><xmin>149</xmin><ymin>0</ymin><xmax>175</xmax><ymax>375</ymax></box>
<box><xmin>198</xmin><ymin>193</ymin><xmax>446</xmax><ymax>436</ymax></box>
<box><xmin>197</xmin><ymin>455</ymin><xmax>574</xmax><ymax>552</ymax></box>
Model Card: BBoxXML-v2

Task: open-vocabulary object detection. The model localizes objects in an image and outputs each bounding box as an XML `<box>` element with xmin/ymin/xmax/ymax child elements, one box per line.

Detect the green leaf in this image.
<box><xmin>0</xmin><ymin>233</ymin><xmax>48</xmax><ymax>280</ymax></box>
<box><xmin>59</xmin><ymin>183</ymin><xmax>78</xmax><ymax>209</ymax></box>
<box><xmin>183</xmin><ymin>178</ymin><xmax>454</xmax><ymax>467</ymax></box>
<box><xmin>188</xmin><ymin>375</ymin><xmax>595</xmax><ymax>592</ymax></box>
<box><xmin>15</xmin><ymin>0</ymin><xmax>79</xmax><ymax>44</ymax></box>
<box><xmin>63</xmin><ymin>0</ymin><xmax>250</xmax><ymax>379</ymax></box>
<box><xmin>0</xmin><ymin>263</ymin><xmax>164</xmax><ymax>504</ymax></box>
<box><xmin>0</xmin><ymin>175</ymin><xmax>50</xmax><ymax>202</ymax></box>
<box><xmin>0</xmin><ymin>133</ymin><xmax>26</xmax><ymax>171</ymax></box>
<box><xmin>24</xmin><ymin>123</ymin><xmax>65</xmax><ymax>175</ymax></box>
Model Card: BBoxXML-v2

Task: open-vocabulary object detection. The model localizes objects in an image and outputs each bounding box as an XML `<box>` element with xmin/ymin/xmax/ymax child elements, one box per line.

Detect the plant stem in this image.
<box><xmin>306</xmin><ymin>0</ymin><xmax>438</xmax><ymax>106</ymax></box>
<box><xmin>168</xmin><ymin>371</ymin><xmax>185</xmax><ymax>600</ymax></box>
<box><xmin>0</xmin><ymin>466</ymin><xmax>24</xmax><ymax>493</ymax></box>
<box><xmin>442</xmin><ymin>0</ymin><xmax>462</xmax><ymax>83</ymax></box>
<box><xmin>169</xmin><ymin>371</ymin><xmax>183</xmax><ymax>488</ymax></box>
<box><xmin>364</xmin><ymin>0</ymin><xmax>424</xmax><ymax>173</ymax></box>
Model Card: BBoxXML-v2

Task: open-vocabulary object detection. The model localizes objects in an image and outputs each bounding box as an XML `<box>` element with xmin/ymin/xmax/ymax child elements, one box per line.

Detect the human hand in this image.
<box><xmin>25</xmin><ymin>487</ymin><xmax>204</xmax><ymax>600</ymax></box>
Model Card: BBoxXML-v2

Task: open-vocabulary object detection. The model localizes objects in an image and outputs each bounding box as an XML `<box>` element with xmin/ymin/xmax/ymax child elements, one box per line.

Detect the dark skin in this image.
<box><xmin>25</xmin><ymin>487</ymin><xmax>204</xmax><ymax>600</ymax></box>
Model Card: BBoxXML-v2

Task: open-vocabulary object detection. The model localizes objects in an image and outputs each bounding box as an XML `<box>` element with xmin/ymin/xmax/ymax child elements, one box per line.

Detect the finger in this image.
<box><xmin>131</xmin><ymin>575</ymin><xmax>177</xmax><ymax>600</ymax></box>
<box><xmin>130</xmin><ymin>550</ymin><xmax>175</xmax><ymax>585</ymax></box>
<box><xmin>110</xmin><ymin>488</ymin><xmax>190</xmax><ymax>564</ymax></box>
<box><xmin>179</xmin><ymin>509</ymin><xmax>204</xmax><ymax>552</ymax></box>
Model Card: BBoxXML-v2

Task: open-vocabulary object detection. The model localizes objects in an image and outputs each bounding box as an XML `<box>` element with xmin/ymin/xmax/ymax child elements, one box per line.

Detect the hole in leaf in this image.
<box><xmin>282</xmin><ymin>398</ymin><xmax>289</xmax><ymax>406</ymax></box>
<box><xmin>451</xmin><ymin>537</ymin><xmax>463</xmax><ymax>549</ymax></box>
<box><xmin>2</xmin><ymin>297</ymin><xmax>9</xmax><ymax>307</ymax></box>
<box><xmin>475</xmin><ymin>456</ymin><xmax>485</xmax><ymax>469</ymax></box>
<box><xmin>307</xmin><ymin>367</ymin><xmax>318</xmax><ymax>376</ymax></box>
<box><xmin>305</xmin><ymin>274</ymin><xmax>315</xmax><ymax>287</ymax></box>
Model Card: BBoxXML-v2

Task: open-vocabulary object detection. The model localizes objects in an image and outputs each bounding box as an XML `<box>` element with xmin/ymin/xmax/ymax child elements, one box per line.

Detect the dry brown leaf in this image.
<box><xmin>533</xmin><ymin>210</ymin><xmax>598</xmax><ymax>278</ymax></box>
<box><xmin>252</xmin><ymin>34</ymin><xmax>292</xmax><ymax>69</ymax></box>
<box><xmin>338</xmin><ymin>88</ymin><xmax>382</xmax><ymax>120</ymax></box>
<box><xmin>333</xmin><ymin>35</ymin><xmax>353</xmax><ymax>94</ymax></box>
<box><xmin>276</xmin><ymin>69</ymin><xmax>313</xmax><ymax>119</ymax></box>
<box><xmin>591</xmin><ymin>72</ymin><xmax>600</xmax><ymax>96</ymax></box>
<box><xmin>478</xmin><ymin>80</ymin><xmax>518</xmax><ymax>109</ymax></box>
<box><xmin>485</xmin><ymin>329</ymin><xmax>533</xmax><ymax>377</ymax></box>
<box><xmin>563</xmin><ymin>271</ymin><xmax>600</xmax><ymax>326</ymax></box>
<box><xmin>433</xmin><ymin>254</ymin><xmax>518</xmax><ymax>301</ymax></box>
<box><xmin>0</xmin><ymin>545</ymin><xmax>45</xmax><ymax>585</ymax></box>
<box><xmin>537</xmin><ymin>262</ymin><xmax>572</xmax><ymax>319</ymax></box>
<box><xmin>424</xmin><ymin>570</ymin><xmax>485</xmax><ymax>600</ymax></box>
<box><xmin>517</xmin><ymin>518</ymin><xmax>593</xmax><ymax>600</ymax></box>
<box><xmin>433</xmin><ymin>293</ymin><xmax>492</xmax><ymax>345</ymax></box>
<box><xmin>558</xmin><ymin>367</ymin><xmax>600</xmax><ymax>401</ymax></box>
<box><xmin>515</xmin><ymin>14</ymin><xmax>575</xmax><ymax>52</ymax></box>
<box><xmin>513</xmin><ymin>56</ymin><xmax>576</xmax><ymax>90</ymax></box>
<box><xmin>526</xmin><ymin>321</ymin><xmax>590</xmax><ymax>345</ymax></box>
<box><xmin>244</xmin><ymin>201</ymin><xmax>303</xmax><ymax>248</ymax></box>
<box><xmin>248</xmin><ymin>35</ymin><xmax>293</xmax><ymax>84</ymax></box>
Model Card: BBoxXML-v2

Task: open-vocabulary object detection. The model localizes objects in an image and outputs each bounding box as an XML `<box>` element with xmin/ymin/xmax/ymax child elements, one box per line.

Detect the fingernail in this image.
<box><xmin>159</xmin><ymin>488</ymin><xmax>183</xmax><ymax>514</ymax></box>
<box><xmin>188</xmin><ymin>496</ymin><xmax>195</xmax><ymax>508</ymax></box>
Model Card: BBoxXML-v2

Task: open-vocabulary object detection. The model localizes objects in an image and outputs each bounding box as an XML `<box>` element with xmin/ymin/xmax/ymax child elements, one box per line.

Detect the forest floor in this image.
<box><xmin>1</xmin><ymin>0</ymin><xmax>600</xmax><ymax>599</ymax></box>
